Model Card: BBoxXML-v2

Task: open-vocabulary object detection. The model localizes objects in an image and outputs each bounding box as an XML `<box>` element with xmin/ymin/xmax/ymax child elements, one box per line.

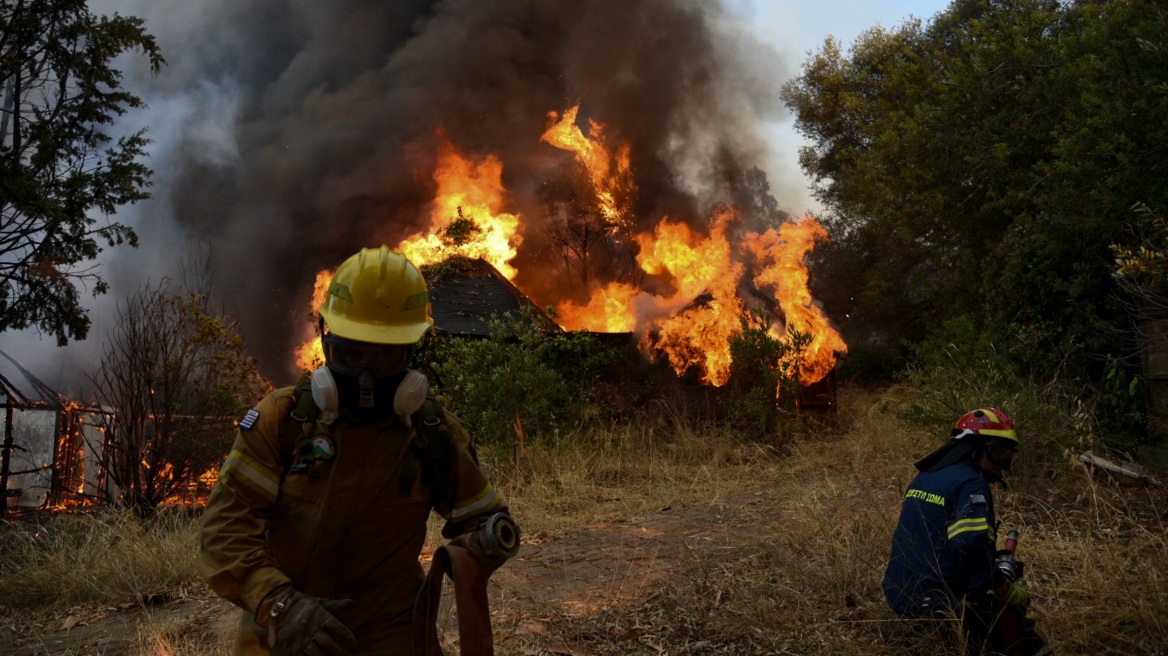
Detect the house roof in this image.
<box><xmin>0</xmin><ymin>349</ymin><xmax>64</xmax><ymax>410</ymax></box>
<box><xmin>425</xmin><ymin>258</ymin><xmax>561</xmax><ymax>337</ymax></box>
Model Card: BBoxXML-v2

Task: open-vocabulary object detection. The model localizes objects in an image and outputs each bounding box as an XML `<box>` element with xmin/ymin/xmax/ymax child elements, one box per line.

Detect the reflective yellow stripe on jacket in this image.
<box><xmin>451</xmin><ymin>483</ymin><xmax>502</xmax><ymax>522</ymax></box>
<box><xmin>221</xmin><ymin>448</ymin><xmax>280</xmax><ymax>503</ymax></box>
<box><xmin>947</xmin><ymin>517</ymin><xmax>994</xmax><ymax>541</ymax></box>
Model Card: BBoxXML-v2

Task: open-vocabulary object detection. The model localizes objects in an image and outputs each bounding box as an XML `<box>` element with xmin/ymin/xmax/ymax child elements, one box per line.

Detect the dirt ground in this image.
<box><xmin>0</xmin><ymin>487</ymin><xmax>787</xmax><ymax>656</ymax></box>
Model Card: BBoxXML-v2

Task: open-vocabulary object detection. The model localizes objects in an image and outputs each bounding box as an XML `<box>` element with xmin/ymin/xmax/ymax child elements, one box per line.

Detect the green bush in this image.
<box><xmin>892</xmin><ymin>316</ymin><xmax>1104</xmax><ymax>458</ymax></box>
<box><xmin>429</xmin><ymin>308</ymin><xmax>619</xmax><ymax>451</ymax></box>
<box><xmin>728</xmin><ymin>308</ymin><xmax>810</xmax><ymax>444</ymax></box>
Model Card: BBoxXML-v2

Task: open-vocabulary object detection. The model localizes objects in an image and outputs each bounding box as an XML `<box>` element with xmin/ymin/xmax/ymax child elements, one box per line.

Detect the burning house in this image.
<box><xmin>283</xmin><ymin>112</ymin><xmax>847</xmax><ymax>425</ymax></box>
<box><xmin>289</xmin><ymin>105</ymin><xmax>845</xmax><ymax>405</ymax></box>
<box><xmin>135</xmin><ymin>1</ymin><xmax>849</xmax><ymax>411</ymax></box>
<box><xmin>0</xmin><ymin>350</ymin><xmax>109</xmax><ymax>515</ymax></box>
<box><xmin>425</xmin><ymin>258</ymin><xmax>560</xmax><ymax>339</ymax></box>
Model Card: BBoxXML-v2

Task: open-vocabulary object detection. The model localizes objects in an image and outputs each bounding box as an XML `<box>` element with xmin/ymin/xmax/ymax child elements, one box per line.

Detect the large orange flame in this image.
<box><xmin>291</xmin><ymin>107</ymin><xmax>846</xmax><ymax>389</ymax></box>
<box><xmin>541</xmin><ymin>105</ymin><xmax>632</xmax><ymax>227</ymax></box>
<box><xmin>399</xmin><ymin>140</ymin><xmax>522</xmax><ymax>279</ymax></box>
<box><xmin>555</xmin><ymin>209</ymin><xmax>845</xmax><ymax>385</ymax></box>
<box><xmin>555</xmin><ymin>282</ymin><xmax>641</xmax><ymax>333</ymax></box>
<box><xmin>744</xmin><ymin>217</ymin><xmax>848</xmax><ymax>383</ymax></box>
<box><xmin>636</xmin><ymin>209</ymin><xmax>744</xmax><ymax>385</ymax></box>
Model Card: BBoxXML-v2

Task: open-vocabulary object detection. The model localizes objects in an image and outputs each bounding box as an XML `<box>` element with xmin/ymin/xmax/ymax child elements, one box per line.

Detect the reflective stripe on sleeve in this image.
<box><xmin>947</xmin><ymin>517</ymin><xmax>992</xmax><ymax>540</ymax></box>
<box><xmin>451</xmin><ymin>484</ymin><xmax>501</xmax><ymax>521</ymax></box>
<box><xmin>222</xmin><ymin>449</ymin><xmax>280</xmax><ymax>502</ymax></box>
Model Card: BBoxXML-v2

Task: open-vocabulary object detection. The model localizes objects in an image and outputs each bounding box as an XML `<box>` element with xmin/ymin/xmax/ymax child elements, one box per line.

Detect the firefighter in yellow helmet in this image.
<box><xmin>200</xmin><ymin>246</ymin><xmax>517</xmax><ymax>655</ymax></box>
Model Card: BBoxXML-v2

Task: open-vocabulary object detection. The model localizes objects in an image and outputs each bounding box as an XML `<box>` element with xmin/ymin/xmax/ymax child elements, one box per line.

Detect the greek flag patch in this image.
<box><xmin>970</xmin><ymin>494</ymin><xmax>986</xmax><ymax>504</ymax></box>
<box><xmin>238</xmin><ymin>409</ymin><xmax>260</xmax><ymax>430</ymax></box>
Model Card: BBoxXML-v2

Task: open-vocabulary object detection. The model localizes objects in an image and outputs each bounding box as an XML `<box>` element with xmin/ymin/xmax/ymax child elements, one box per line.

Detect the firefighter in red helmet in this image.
<box><xmin>200</xmin><ymin>246</ymin><xmax>518</xmax><ymax>655</ymax></box>
<box><xmin>883</xmin><ymin>408</ymin><xmax>1047</xmax><ymax>655</ymax></box>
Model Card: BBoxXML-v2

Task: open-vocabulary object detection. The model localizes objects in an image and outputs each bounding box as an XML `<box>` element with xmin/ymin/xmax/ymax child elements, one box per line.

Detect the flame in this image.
<box><xmin>555</xmin><ymin>282</ymin><xmax>641</xmax><ymax>332</ymax></box>
<box><xmin>554</xmin><ymin>210</ymin><xmax>844</xmax><ymax>386</ymax></box>
<box><xmin>289</xmin><ymin>106</ymin><xmax>846</xmax><ymax>390</ymax></box>
<box><xmin>541</xmin><ymin>104</ymin><xmax>632</xmax><ymax>227</ymax></box>
<box><xmin>744</xmin><ymin>216</ymin><xmax>848</xmax><ymax>384</ymax></box>
<box><xmin>294</xmin><ymin>269</ymin><xmax>332</xmax><ymax>372</ymax></box>
<box><xmin>636</xmin><ymin>209</ymin><xmax>744</xmax><ymax>385</ymax></box>
<box><xmin>399</xmin><ymin>140</ymin><xmax>522</xmax><ymax>279</ymax></box>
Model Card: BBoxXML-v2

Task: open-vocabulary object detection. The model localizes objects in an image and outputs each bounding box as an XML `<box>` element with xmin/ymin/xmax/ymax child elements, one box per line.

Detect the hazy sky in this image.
<box><xmin>0</xmin><ymin>0</ymin><xmax>953</xmax><ymax>390</ymax></box>
<box><xmin>729</xmin><ymin>0</ymin><xmax>952</xmax><ymax>214</ymax></box>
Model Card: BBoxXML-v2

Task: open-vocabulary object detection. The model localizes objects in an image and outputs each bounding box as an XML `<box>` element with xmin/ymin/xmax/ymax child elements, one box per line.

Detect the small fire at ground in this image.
<box><xmin>294</xmin><ymin>103</ymin><xmax>846</xmax><ymax>387</ymax></box>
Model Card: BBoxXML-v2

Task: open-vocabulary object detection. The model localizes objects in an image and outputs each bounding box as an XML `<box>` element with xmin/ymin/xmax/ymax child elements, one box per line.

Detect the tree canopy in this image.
<box><xmin>0</xmin><ymin>0</ymin><xmax>162</xmax><ymax>345</ymax></box>
<box><xmin>783</xmin><ymin>0</ymin><xmax>1168</xmax><ymax>406</ymax></box>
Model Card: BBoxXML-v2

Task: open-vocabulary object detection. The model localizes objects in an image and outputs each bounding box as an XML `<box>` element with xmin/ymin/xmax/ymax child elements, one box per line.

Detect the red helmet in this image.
<box><xmin>952</xmin><ymin>408</ymin><xmax>1018</xmax><ymax>445</ymax></box>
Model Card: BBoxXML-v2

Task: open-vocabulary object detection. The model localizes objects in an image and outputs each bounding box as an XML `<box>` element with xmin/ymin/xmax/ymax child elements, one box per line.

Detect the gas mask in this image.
<box><xmin>313</xmin><ymin>335</ymin><xmax>430</xmax><ymax>419</ymax></box>
<box><xmin>311</xmin><ymin>366</ymin><xmax>429</xmax><ymax>420</ymax></box>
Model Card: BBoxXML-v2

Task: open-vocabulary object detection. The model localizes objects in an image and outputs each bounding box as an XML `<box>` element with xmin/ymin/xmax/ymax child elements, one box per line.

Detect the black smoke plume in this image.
<box><xmin>102</xmin><ymin>0</ymin><xmax>788</xmax><ymax>382</ymax></box>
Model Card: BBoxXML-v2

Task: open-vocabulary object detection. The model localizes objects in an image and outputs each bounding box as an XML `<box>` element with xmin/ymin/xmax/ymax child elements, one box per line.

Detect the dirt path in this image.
<box><xmin>0</xmin><ymin>489</ymin><xmax>774</xmax><ymax>655</ymax></box>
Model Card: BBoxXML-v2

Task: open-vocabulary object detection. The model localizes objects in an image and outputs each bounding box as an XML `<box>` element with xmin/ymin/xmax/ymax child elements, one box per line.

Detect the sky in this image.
<box><xmin>733</xmin><ymin>0</ymin><xmax>953</xmax><ymax>215</ymax></box>
<box><xmin>0</xmin><ymin>0</ymin><xmax>952</xmax><ymax>392</ymax></box>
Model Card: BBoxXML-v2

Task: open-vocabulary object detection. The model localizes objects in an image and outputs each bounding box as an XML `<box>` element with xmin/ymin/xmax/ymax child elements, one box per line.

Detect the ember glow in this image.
<box><xmin>399</xmin><ymin>140</ymin><xmax>522</xmax><ymax>279</ymax></box>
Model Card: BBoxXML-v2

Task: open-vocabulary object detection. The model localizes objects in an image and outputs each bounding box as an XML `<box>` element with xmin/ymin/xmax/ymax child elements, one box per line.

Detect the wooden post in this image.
<box><xmin>1</xmin><ymin>405</ymin><xmax>14</xmax><ymax>517</ymax></box>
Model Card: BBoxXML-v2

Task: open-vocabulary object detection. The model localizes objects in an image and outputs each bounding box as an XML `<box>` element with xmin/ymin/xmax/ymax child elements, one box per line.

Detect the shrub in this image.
<box><xmin>892</xmin><ymin>317</ymin><xmax>1096</xmax><ymax>459</ymax></box>
<box><xmin>429</xmin><ymin>308</ymin><xmax>619</xmax><ymax>451</ymax></box>
<box><xmin>728</xmin><ymin>308</ymin><xmax>810</xmax><ymax>445</ymax></box>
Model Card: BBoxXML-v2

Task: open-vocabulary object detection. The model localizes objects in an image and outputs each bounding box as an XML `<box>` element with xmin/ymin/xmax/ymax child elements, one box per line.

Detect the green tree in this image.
<box><xmin>784</xmin><ymin>0</ymin><xmax>1168</xmax><ymax>437</ymax></box>
<box><xmin>87</xmin><ymin>280</ymin><xmax>268</xmax><ymax>514</ymax></box>
<box><xmin>0</xmin><ymin>0</ymin><xmax>163</xmax><ymax>345</ymax></box>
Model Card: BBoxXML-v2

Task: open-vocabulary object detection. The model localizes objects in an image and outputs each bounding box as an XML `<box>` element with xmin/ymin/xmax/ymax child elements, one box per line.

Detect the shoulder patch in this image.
<box><xmin>238</xmin><ymin>409</ymin><xmax>260</xmax><ymax>431</ymax></box>
<box><xmin>311</xmin><ymin>436</ymin><xmax>335</xmax><ymax>460</ymax></box>
<box><xmin>969</xmin><ymin>494</ymin><xmax>987</xmax><ymax>504</ymax></box>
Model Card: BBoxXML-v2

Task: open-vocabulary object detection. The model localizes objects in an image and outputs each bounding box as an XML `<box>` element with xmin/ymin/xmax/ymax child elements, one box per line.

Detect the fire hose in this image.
<box><xmin>993</xmin><ymin>529</ymin><xmax>1024</xmax><ymax>656</ymax></box>
<box><xmin>413</xmin><ymin>513</ymin><xmax>521</xmax><ymax>656</ymax></box>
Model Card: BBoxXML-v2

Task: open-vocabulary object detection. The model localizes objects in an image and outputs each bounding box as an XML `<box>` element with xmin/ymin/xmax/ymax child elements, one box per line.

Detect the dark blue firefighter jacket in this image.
<box><xmin>882</xmin><ymin>460</ymin><xmax>998</xmax><ymax>616</ymax></box>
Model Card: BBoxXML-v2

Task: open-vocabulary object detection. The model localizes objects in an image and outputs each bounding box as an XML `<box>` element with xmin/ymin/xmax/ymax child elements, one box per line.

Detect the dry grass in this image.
<box><xmin>0</xmin><ymin>508</ymin><xmax>202</xmax><ymax>611</ymax></box>
<box><xmin>496</xmin><ymin>389</ymin><xmax>1168</xmax><ymax>655</ymax></box>
<box><xmin>492</xmin><ymin>403</ymin><xmax>791</xmax><ymax>536</ymax></box>
<box><xmin>1</xmin><ymin>387</ymin><xmax>1164</xmax><ymax>655</ymax></box>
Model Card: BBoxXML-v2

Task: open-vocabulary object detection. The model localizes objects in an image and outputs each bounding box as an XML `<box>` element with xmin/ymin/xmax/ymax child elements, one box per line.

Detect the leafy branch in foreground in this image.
<box><xmin>0</xmin><ymin>0</ymin><xmax>163</xmax><ymax>344</ymax></box>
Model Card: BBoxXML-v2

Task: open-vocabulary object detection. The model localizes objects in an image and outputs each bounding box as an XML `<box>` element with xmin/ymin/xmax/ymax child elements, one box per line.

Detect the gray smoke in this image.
<box><xmin>4</xmin><ymin>0</ymin><xmax>790</xmax><ymax>387</ymax></box>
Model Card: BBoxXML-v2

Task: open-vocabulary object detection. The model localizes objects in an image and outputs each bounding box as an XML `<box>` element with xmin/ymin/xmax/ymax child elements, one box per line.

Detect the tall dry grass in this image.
<box><xmin>0</xmin><ymin>387</ymin><xmax>1164</xmax><ymax>655</ymax></box>
<box><xmin>506</xmin><ymin>389</ymin><xmax>1167</xmax><ymax>655</ymax></box>
<box><xmin>0</xmin><ymin>508</ymin><xmax>202</xmax><ymax>611</ymax></box>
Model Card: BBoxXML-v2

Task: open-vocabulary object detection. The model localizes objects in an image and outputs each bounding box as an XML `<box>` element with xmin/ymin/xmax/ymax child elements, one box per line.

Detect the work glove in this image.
<box><xmin>265</xmin><ymin>586</ymin><xmax>358</xmax><ymax>656</ymax></box>
<box><xmin>992</xmin><ymin>581</ymin><xmax>1031</xmax><ymax>614</ymax></box>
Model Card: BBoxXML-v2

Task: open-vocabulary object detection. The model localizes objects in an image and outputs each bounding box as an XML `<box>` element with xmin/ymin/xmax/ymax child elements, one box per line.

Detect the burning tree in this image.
<box><xmin>87</xmin><ymin>280</ymin><xmax>268</xmax><ymax>513</ymax></box>
<box><xmin>541</xmin><ymin>166</ymin><xmax>636</xmax><ymax>292</ymax></box>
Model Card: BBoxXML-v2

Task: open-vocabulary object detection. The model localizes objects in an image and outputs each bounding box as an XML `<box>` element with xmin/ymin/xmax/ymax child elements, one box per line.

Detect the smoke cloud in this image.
<box><xmin>6</xmin><ymin>0</ymin><xmax>792</xmax><ymax>386</ymax></box>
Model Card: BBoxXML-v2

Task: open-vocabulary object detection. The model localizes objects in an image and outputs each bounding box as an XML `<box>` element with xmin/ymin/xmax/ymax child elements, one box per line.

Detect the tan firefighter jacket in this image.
<box><xmin>199</xmin><ymin>385</ymin><xmax>505</xmax><ymax>654</ymax></box>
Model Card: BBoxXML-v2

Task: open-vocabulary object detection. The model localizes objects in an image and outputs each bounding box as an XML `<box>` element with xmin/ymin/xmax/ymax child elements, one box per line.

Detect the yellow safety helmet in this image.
<box><xmin>318</xmin><ymin>246</ymin><xmax>434</xmax><ymax>345</ymax></box>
